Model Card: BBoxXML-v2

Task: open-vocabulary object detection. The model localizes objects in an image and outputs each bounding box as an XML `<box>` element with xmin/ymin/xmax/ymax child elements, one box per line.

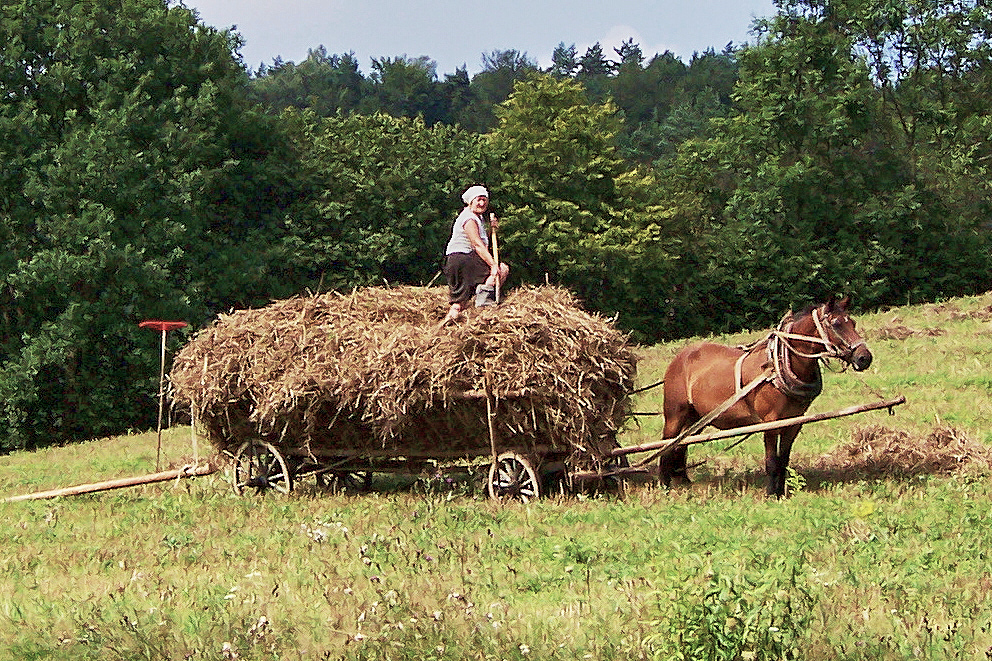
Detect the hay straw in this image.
<box><xmin>169</xmin><ymin>285</ymin><xmax>637</xmax><ymax>468</ymax></box>
<box><xmin>816</xmin><ymin>424</ymin><xmax>992</xmax><ymax>476</ymax></box>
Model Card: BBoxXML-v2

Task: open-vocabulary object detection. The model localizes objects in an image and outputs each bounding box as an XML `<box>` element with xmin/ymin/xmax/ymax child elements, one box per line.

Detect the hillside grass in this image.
<box><xmin>2</xmin><ymin>293</ymin><xmax>992</xmax><ymax>659</ymax></box>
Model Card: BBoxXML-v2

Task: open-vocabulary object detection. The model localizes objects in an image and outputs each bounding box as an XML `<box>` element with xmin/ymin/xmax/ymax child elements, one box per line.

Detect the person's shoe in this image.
<box><xmin>474</xmin><ymin>284</ymin><xmax>497</xmax><ymax>307</ymax></box>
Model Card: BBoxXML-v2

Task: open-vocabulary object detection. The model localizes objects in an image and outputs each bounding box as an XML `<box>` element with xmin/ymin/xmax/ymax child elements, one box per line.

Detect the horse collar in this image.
<box><xmin>767</xmin><ymin>315</ymin><xmax>823</xmax><ymax>401</ymax></box>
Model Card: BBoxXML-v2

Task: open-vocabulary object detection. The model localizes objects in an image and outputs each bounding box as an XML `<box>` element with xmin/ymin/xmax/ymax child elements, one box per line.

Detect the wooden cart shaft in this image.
<box><xmin>606</xmin><ymin>395</ymin><xmax>906</xmax><ymax>459</ymax></box>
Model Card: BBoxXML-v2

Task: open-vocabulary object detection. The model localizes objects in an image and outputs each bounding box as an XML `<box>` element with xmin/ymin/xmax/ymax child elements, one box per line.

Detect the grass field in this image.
<box><xmin>2</xmin><ymin>293</ymin><xmax>992</xmax><ymax>660</ymax></box>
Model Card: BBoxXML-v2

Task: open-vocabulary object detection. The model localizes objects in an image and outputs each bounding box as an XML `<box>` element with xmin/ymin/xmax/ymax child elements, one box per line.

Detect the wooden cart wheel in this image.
<box><xmin>232</xmin><ymin>440</ymin><xmax>293</xmax><ymax>495</ymax></box>
<box><xmin>316</xmin><ymin>471</ymin><xmax>372</xmax><ymax>493</ymax></box>
<box><xmin>487</xmin><ymin>452</ymin><xmax>541</xmax><ymax>502</ymax></box>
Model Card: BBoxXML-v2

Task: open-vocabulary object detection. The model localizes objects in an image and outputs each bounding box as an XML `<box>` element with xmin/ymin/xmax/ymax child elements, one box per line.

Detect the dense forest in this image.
<box><xmin>1</xmin><ymin>0</ymin><xmax>990</xmax><ymax>449</ymax></box>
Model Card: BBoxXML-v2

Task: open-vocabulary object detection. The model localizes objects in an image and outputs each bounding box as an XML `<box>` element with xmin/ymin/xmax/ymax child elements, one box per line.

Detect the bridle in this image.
<box><xmin>773</xmin><ymin>307</ymin><xmax>867</xmax><ymax>365</ymax></box>
<box><xmin>761</xmin><ymin>305</ymin><xmax>866</xmax><ymax>401</ymax></box>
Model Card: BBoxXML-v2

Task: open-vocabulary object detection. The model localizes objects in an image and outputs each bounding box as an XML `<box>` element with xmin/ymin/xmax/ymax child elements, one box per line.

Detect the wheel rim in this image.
<box><xmin>488</xmin><ymin>452</ymin><xmax>541</xmax><ymax>502</ymax></box>
<box><xmin>232</xmin><ymin>440</ymin><xmax>293</xmax><ymax>495</ymax></box>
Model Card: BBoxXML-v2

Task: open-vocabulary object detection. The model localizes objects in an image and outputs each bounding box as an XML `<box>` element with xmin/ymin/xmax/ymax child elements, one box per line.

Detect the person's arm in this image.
<box><xmin>463</xmin><ymin>216</ymin><xmax>498</xmax><ymax>276</ymax></box>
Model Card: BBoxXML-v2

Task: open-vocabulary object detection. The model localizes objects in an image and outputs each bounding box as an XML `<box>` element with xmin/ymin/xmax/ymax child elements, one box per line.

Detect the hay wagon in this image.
<box><xmin>221</xmin><ymin>384</ymin><xmax>628</xmax><ymax>501</ymax></box>
<box><xmin>169</xmin><ymin>285</ymin><xmax>906</xmax><ymax>500</ymax></box>
<box><xmin>170</xmin><ymin>285</ymin><xmax>636</xmax><ymax>501</ymax></box>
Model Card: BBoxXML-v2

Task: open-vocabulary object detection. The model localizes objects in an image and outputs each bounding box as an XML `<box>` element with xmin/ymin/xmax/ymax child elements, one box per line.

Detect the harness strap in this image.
<box><xmin>632</xmin><ymin>367</ymin><xmax>772</xmax><ymax>469</ymax></box>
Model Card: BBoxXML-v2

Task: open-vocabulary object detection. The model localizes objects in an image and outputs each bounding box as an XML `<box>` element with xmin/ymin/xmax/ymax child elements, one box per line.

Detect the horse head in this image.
<box><xmin>819</xmin><ymin>296</ymin><xmax>872</xmax><ymax>372</ymax></box>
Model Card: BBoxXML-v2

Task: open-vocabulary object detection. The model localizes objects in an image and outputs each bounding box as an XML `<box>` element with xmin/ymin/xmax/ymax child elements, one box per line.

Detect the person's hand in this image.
<box><xmin>490</xmin><ymin>214</ymin><xmax>499</xmax><ymax>230</ymax></box>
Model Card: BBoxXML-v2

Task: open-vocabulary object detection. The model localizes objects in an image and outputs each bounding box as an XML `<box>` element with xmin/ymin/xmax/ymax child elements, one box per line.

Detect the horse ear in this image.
<box><xmin>825</xmin><ymin>295</ymin><xmax>850</xmax><ymax>312</ymax></box>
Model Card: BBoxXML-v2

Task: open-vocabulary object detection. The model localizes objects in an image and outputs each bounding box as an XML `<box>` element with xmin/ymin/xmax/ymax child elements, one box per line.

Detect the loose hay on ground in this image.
<box><xmin>815</xmin><ymin>424</ymin><xmax>992</xmax><ymax>477</ymax></box>
<box><xmin>169</xmin><ymin>285</ymin><xmax>637</xmax><ymax>469</ymax></box>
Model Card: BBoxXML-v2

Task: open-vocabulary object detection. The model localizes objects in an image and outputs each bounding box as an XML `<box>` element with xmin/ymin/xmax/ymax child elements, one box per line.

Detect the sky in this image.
<box><xmin>183</xmin><ymin>0</ymin><xmax>778</xmax><ymax>76</ymax></box>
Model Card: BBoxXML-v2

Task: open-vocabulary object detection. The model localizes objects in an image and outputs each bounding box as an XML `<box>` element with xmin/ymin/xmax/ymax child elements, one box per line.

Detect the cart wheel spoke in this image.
<box><xmin>232</xmin><ymin>440</ymin><xmax>293</xmax><ymax>495</ymax></box>
<box><xmin>488</xmin><ymin>452</ymin><xmax>541</xmax><ymax>502</ymax></box>
<box><xmin>317</xmin><ymin>471</ymin><xmax>372</xmax><ymax>493</ymax></box>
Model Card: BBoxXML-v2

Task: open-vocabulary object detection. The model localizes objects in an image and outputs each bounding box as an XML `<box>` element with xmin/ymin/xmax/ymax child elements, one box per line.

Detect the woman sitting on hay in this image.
<box><xmin>442</xmin><ymin>185</ymin><xmax>510</xmax><ymax>324</ymax></box>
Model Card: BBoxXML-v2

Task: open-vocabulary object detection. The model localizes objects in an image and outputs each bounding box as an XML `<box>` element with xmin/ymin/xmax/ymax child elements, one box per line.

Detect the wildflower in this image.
<box><xmin>519</xmin><ymin>643</ymin><xmax>530</xmax><ymax>656</ymax></box>
<box><xmin>249</xmin><ymin>616</ymin><xmax>269</xmax><ymax>640</ymax></box>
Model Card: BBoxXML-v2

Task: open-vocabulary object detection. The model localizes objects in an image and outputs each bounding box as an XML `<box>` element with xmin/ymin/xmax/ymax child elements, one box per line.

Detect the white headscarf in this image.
<box><xmin>461</xmin><ymin>185</ymin><xmax>489</xmax><ymax>205</ymax></box>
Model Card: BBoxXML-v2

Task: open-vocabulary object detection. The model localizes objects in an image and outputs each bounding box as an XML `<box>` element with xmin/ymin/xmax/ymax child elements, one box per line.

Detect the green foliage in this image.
<box><xmin>645</xmin><ymin>554</ymin><xmax>814</xmax><ymax>661</ymax></box>
<box><xmin>282</xmin><ymin>110</ymin><xmax>493</xmax><ymax>290</ymax></box>
<box><xmin>364</xmin><ymin>55</ymin><xmax>449</xmax><ymax>125</ymax></box>
<box><xmin>659</xmin><ymin>0</ymin><xmax>992</xmax><ymax>332</ymax></box>
<box><xmin>0</xmin><ymin>0</ymin><xmax>290</xmax><ymax>449</ymax></box>
<box><xmin>249</xmin><ymin>47</ymin><xmax>369</xmax><ymax>116</ymax></box>
<box><xmin>489</xmin><ymin>75</ymin><xmax>688</xmax><ymax>339</ymax></box>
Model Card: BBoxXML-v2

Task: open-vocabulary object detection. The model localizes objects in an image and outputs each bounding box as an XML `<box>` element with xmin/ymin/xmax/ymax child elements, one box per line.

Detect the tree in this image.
<box><xmin>614</xmin><ymin>38</ymin><xmax>644</xmax><ymax>68</ymax></box>
<box><xmin>468</xmin><ymin>49</ymin><xmax>540</xmax><ymax>131</ymax></box>
<box><xmin>825</xmin><ymin>0</ymin><xmax>992</xmax><ymax>232</ymax></box>
<box><xmin>280</xmin><ymin>111</ymin><xmax>494</xmax><ymax>291</ymax></box>
<box><xmin>441</xmin><ymin>66</ymin><xmax>482</xmax><ymax>130</ymax></box>
<box><xmin>365</xmin><ymin>55</ymin><xmax>446</xmax><ymax>125</ymax></box>
<box><xmin>676</xmin><ymin>0</ymin><xmax>992</xmax><ymax>332</ymax></box>
<box><xmin>549</xmin><ymin>42</ymin><xmax>578</xmax><ymax>78</ymax></box>
<box><xmin>576</xmin><ymin>42</ymin><xmax>615</xmax><ymax>100</ymax></box>
<box><xmin>0</xmin><ymin>0</ymin><xmax>291</xmax><ymax>449</ymax></box>
<box><xmin>489</xmin><ymin>75</ymin><xmax>682</xmax><ymax>338</ymax></box>
<box><xmin>249</xmin><ymin>48</ymin><xmax>369</xmax><ymax>117</ymax></box>
<box><xmin>577</xmin><ymin>42</ymin><xmax>615</xmax><ymax>78</ymax></box>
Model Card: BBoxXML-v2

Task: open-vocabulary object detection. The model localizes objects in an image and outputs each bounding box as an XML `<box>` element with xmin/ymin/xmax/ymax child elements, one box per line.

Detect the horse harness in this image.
<box><xmin>647</xmin><ymin>305</ymin><xmax>863</xmax><ymax>463</ymax></box>
<box><xmin>737</xmin><ymin>306</ymin><xmax>865</xmax><ymax>402</ymax></box>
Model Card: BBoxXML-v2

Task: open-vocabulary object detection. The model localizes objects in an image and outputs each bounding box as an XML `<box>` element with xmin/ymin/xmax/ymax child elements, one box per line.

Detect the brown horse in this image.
<box><xmin>659</xmin><ymin>296</ymin><xmax>872</xmax><ymax>497</ymax></box>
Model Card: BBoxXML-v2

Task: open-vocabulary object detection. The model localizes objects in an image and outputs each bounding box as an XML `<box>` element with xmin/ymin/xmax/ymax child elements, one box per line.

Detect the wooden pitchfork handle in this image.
<box><xmin>491</xmin><ymin>221</ymin><xmax>500</xmax><ymax>304</ymax></box>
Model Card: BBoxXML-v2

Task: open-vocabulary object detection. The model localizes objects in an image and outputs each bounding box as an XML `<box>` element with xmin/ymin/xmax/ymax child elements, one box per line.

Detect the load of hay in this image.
<box><xmin>169</xmin><ymin>285</ymin><xmax>637</xmax><ymax>468</ymax></box>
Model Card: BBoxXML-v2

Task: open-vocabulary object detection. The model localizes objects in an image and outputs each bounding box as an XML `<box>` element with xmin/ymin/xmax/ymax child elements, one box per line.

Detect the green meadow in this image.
<box><xmin>2</xmin><ymin>294</ymin><xmax>992</xmax><ymax>660</ymax></box>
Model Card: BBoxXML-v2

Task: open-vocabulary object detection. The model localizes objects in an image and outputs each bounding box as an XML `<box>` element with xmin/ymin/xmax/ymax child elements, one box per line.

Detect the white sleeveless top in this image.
<box><xmin>445</xmin><ymin>207</ymin><xmax>488</xmax><ymax>255</ymax></box>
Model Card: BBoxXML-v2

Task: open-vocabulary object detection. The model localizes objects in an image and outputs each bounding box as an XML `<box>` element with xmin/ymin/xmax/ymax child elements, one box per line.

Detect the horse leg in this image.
<box><xmin>659</xmin><ymin>411</ymin><xmax>696</xmax><ymax>487</ymax></box>
<box><xmin>763</xmin><ymin>426</ymin><xmax>799</xmax><ymax>497</ymax></box>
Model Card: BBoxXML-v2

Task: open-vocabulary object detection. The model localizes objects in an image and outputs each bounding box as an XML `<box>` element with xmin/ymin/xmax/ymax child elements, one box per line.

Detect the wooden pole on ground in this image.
<box><xmin>3</xmin><ymin>464</ymin><xmax>216</xmax><ymax>502</ymax></box>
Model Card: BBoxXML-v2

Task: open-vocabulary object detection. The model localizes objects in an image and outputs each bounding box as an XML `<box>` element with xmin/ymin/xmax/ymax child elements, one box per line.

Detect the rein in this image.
<box><xmin>764</xmin><ymin>308</ymin><xmax>860</xmax><ymax>401</ymax></box>
<box><xmin>769</xmin><ymin>309</ymin><xmax>867</xmax><ymax>360</ymax></box>
<box><xmin>772</xmin><ymin>309</ymin><xmax>861</xmax><ymax>361</ymax></box>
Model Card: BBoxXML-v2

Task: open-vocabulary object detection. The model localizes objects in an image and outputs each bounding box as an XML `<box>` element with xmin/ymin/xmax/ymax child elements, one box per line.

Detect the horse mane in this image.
<box><xmin>777</xmin><ymin>302</ymin><xmax>822</xmax><ymax>331</ymax></box>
